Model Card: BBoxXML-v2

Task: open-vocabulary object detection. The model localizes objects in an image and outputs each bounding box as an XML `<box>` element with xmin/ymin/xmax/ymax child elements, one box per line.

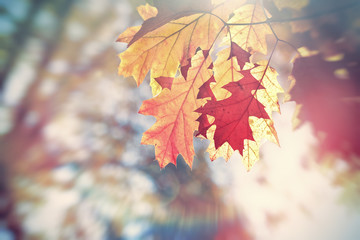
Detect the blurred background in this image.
<box><xmin>1</xmin><ymin>0</ymin><xmax>360</xmax><ymax>239</ymax></box>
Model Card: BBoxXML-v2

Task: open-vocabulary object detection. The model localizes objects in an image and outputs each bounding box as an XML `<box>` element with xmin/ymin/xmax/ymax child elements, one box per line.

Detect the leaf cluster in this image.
<box><xmin>117</xmin><ymin>0</ymin><xmax>360</xmax><ymax>170</ymax></box>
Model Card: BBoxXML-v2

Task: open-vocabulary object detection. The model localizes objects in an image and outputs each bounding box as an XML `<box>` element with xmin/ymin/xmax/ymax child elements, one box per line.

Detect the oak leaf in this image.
<box><xmin>118</xmin><ymin>1</ymin><xmax>285</xmax><ymax>169</ymax></box>
<box><xmin>196</xmin><ymin>77</ymin><xmax>270</xmax><ymax>154</ymax></box>
<box><xmin>139</xmin><ymin>51</ymin><xmax>212</xmax><ymax>168</ymax></box>
<box><xmin>118</xmin><ymin>13</ymin><xmax>224</xmax><ymax>86</ymax></box>
<box><xmin>228</xmin><ymin>3</ymin><xmax>273</xmax><ymax>54</ymax></box>
<box><xmin>198</xmin><ymin>43</ymin><xmax>250</xmax><ymax>163</ymax></box>
<box><xmin>199</xmin><ymin>59</ymin><xmax>281</xmax><ymax>166</ymax></box>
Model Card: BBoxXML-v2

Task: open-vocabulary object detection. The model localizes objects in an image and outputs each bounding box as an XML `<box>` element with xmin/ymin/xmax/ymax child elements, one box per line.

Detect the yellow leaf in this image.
<box><xmin>228</xmin><ymin>3</ymin><xmax>272</xmax><ymax>54</ymax></box>
<box><xmin>250</xmin><ymin>64</ymin><xmax>284</xmax><ymax>114</ymax></box>
<box><xmin>137</xmin><ymin>3</ymin><xmax>158</xmax><ymax>20</ymax></box>
<box><xmin>243</xmin><ymin>117</ymin><xmax>279</xmax><ymax>170</ymax></box>
<box><xmin>206</xmin><ymin>125</ymin><xmax>234</xmax><ymax>161</ymax></box>
<box><xmin>119</xmin><ymin>13</ymin><xmax>225</xmax><ymax>86</ymax></box>
<box><xmin>150</xmin><ymin>77</ymin><xmax>162</xmax><ymax>96</ymax></box>
<box><xmin>116</xmin><ymin>26</ymin><xmax>141</xmax><ymax>44</ymax></box>
<box><xmin>242</xmin><ymin>139</ymin><xmax>259</xmax><ymax>171</ymax></box>
<box><xmin>212</xmin><ymin>47</ymin><xmax>243</xmax><ymax>100</ymax></box>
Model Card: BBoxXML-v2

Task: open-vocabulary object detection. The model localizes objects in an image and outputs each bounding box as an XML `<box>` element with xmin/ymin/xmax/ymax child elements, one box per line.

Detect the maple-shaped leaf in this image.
<box><xmin>197</xmin><ymin>79</ymin><xmax>270</xmax><ymax>154</ymax></box>
<box><xmin>118</xmin><ymin>11</ymin><xmax>224</xmax><ymax>86</ymax></box>
<box><xmin>204</xmin><ymin>115</ymin><xmax>278</xmax><ymax>170</ymax></box>
<box><xmin>196</xmin><ymin>47</ymin><xmax>281</xmax><ymax>168</ymax></box>
<box><xmin>197</xmin><ymin>43</ymin><xmax>250</xmax><ymax>162</ymax></box>
<box><xmin>130</xmin><ymin>0</ymin><xmax>213</xmax><ymax>46</ymax></box>
<box><xmin>241</xmin><ymin>65</ymin><xmax>281</xmax><ymax>168</ymax></box>
<box><xmin>139</xmin><ymin>50</ymin><xmax>212</xmax><ymax>168</ymax></box>
<box><xmin>117</xmin><ymin>1</ymin><xmax>285</xmax><ymax>170</ymax></box>
<box><xmin>249</xmin><ymin>64</ymin><xmax>283</xmax><ymax>114</ymax></box>
<box><xmin>228</xmin><ymin>3</ymin><xmax>273</xmax><ymax>54</ymax></box>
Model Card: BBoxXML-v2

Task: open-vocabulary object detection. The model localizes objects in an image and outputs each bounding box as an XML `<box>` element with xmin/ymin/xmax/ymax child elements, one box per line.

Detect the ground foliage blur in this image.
<box><xmin>0</xmin><ymin>0</ymin><xmax>360</xmax><ymax>239</ymax></box>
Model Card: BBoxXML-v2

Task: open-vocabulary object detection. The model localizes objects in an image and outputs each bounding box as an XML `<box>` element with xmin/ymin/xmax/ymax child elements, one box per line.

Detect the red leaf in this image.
<box><xmin>180</xmin><ymin>59</ymin><xmax>192</xmax><ymax>79</ymax></box>
<box><xmin>196</xmin><ymin>113</ymin><xmax>212</xmax><ymax>138</ymax></box>
<box><xmin>229</xmin><ymin>42</ymin><xmax>251</xmax><ymax>69</ymax></box>
<box><xmin>154</xmin><ymin>76</ymin><xmax>174</xmax><ymax>90</ymax></box>
<box><xmin>196</xmin><ymin>77</ymin><xmax>269</xmax><ymax>153</ymax></box>
<box><xmin>197</xmin><ymin>76</ymin><xmax>216</xmax><ymax>100</ymax></box>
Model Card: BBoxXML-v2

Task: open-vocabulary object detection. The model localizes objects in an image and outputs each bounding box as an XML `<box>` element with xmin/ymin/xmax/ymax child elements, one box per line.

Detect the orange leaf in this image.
<box><xmin>139</xmin><ymin>50</ymin><xmax>213</xmax><ymax>168</ymax></box>
<box><xmin>118</xmin><ymin>13</ymin><xmax>224</xmax><ymax>86</ymax></box>
<box><xmin>116</xmin><ymin>4</ymin><xmax>157</xmax><ymax>44</ymax></box>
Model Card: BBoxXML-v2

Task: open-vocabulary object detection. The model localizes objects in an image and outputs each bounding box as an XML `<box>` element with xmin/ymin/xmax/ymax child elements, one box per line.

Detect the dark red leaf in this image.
<box><xmin>155</xmin><ymin>76</ymin><xmax>174</xmax><ymax>90</ymax></box>
<box><xmin>196</xmin><ymin>113</ymin><xmax>212</xmax><ymax>138</ymax></box>
<box><xmin>197</xmin><ymin>76</ymin><xmax>216</xmax><ymax>100</ymax></box>
<box><xmin>180</xmin><ymin>59</ymin><xmax>192</xmax><ymax>79</ymax></box>
<box><xmin>197</xmin><ymin>79</ymin><xmax>269</xmax><ymax>153</ymax></box>
<box><xmin>229</xmin><ymin>42</ymin><xmax>251</xmax><ymax>69</ymax></box>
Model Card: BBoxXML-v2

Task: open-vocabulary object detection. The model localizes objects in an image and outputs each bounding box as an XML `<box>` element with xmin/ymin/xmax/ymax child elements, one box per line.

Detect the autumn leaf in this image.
<box><xmin>210</xmin><ymin>43</ymin><xmax>246</xmax><ymax>100</ymax></box>
<box><xmin>139</xmin><ymin>50</ymin><xmax>212</xmax><ymax>168</ymax></box>
<box><xmin>130</xmin><ymin>0</ymin><xmax>213</xmax><ymax>46</ymax></box>
<box><xmin>196</xmin><ymin>76</ymin><xmax>270</xmax><ymax>154</ymax></box>
<box><xmin>116</xmin><ymin>26</ymin><xmax>141</xmax><ymax>44</ymax></box>
<box><xmin>137</xmin><ymin>3</ymin><xmax>158</xmax><ymax>21</ymax></box>
<box><xmin>118</xmin><ymin>1</ymin><xmax>286</xmax><ymax>169</ymax></box>
<box><xmin>118</xmin><ymin>12</ymin><xmax>224</xmax><ymax>86</ymax></box>
<box><xmin>198</xmin><ymin>43</ymin><xmax>249</xmax><ymax>163</ymax></box>
<box><xmin>198</xmin><ymin>57</ymin><xmax>281</xmax><ymax>167</ymax></box>
<box><xmin>205</xmin><ymin>125</ymin><xmax>235</xmax><ymax>162</ymax></box>
<box><xmin>116</xmin><ymin>4</ymin><xmax>157</xmax><ymax>44</ymax></box>
<box><xmin>228</xmin><ymin>3</ymin><xmax>273</xmax><ymax>54</ymax></box>
<box><xmin>250</xmin><ymin>64</ymin><xmax>283</xmax><ymax>114</ymax></box>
